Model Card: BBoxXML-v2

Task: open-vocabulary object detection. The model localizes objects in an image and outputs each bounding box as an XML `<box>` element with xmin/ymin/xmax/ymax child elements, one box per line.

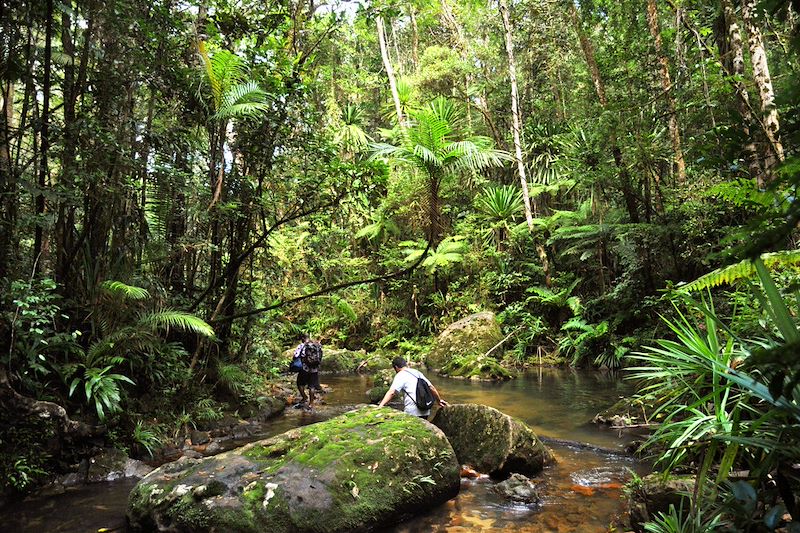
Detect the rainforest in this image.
<box><xmin>1</xmin><ymin>0</ymin><xmax>799</xmax><ymax>531</ymax></box>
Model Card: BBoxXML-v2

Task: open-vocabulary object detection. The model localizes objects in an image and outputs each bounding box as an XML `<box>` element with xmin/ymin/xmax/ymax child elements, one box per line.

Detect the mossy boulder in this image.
<box><xmin>126</xmin><ymin>406</ymin><xmax>460</xmax><ymax>532</ymax></box>
<box><xmin>431</xmin><ymin>403</ymin><xmax>553</xmax><ymax>479</ymax></box>
<box><xmin>439</xmin><ymin>354</ymin><xmax>514</xmax><ymax>381</ymax></box>
<box><xmin>365</xmin><ymin>368</ymin><xmax>395</xmax><ymax>404</ymax></box>
<box><xmin>427</xmin><ymin>312</ymin><xmax>511</xmax><ymax>380</ymax></box>
<box><xmin>626</xmin><ymin>473</ymin><xmax>694</xmax><ymax>532</ymax></box>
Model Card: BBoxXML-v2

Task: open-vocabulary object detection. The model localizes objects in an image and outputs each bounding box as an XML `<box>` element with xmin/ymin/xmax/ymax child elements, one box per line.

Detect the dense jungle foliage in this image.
<box><xmin>1</xmin><ymin>0</ymin><xmax>799</xmax><ymax>529</ymax></box>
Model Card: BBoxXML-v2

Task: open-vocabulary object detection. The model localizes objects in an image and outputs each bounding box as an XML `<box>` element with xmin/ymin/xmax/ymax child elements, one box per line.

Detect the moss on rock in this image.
<box><xmin>439</xmin><ymin>354</ymin><xmax>514</xmax><ymax>381</ymax></box>
<box><xmin>431</xmin><ymin>403</ymin><xmax>553</xmax><ymax>479</ymax></box>
<box><xmin>426</xmin><ymin>312</ymin><xmax>512</xmax><ymax>380</ymax></box>
<box><xmin>127</xmin><ymin>407</ymin><xmax>460</xmax><ymax>532</ymax></box>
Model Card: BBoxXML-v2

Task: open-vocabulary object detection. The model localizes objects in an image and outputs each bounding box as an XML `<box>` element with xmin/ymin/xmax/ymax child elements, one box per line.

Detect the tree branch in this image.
<box><xmin>210</xmin><ymin>239</ymin><xmax>433</xmax><ymax>324</ymax></box>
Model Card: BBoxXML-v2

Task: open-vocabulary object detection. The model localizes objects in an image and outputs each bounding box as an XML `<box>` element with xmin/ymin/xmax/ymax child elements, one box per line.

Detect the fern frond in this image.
<box><xmin>331</xmin><ymin>296</ymin><xmax>357</xmax><ymax>322</ymax></box>
<box><xmin>679</xmin><ymin>250</ymin><xmax>800</xmax><ymax>292</ymax></box>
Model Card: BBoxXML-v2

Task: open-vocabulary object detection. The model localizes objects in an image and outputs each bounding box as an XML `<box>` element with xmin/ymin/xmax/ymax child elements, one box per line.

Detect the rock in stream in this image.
<box><xmin>127</xmin><ymin>406</ymin><xmax>460</xmax><ymax>532</ymax></box>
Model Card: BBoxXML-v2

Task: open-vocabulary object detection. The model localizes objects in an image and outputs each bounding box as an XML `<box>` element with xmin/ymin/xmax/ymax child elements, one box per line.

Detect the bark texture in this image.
<box><xmin>741</xmin><ymin>0</ymin><xmax>784</xmax><ymax>176</ymax></box>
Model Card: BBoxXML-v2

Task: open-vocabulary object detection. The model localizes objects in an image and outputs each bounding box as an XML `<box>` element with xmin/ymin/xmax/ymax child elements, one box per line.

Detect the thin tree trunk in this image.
<box><xmin>34</xmin><ymin>0</ymin><xmax>54</xmax><ymax>273</ymax></box>
<box><xmin>391</xmin><ymin>19</ymin><xmax>402</xmax><ymax>74</ymax></box>
<box><xmin>646</xmin><ymin>0</ymin><xmax>686</xmax><ymax>184</ymax></box>
<box><xmin>438</xmin><ymin>0</ymin><xmax>475</xmax><ymax>134</ymax></box>
<box><xmin>410</xmin><ymin>8</ymin><xmax>419</xmax><ymax>70</ymax></box>
<box><xmin>377</xmin><ymin>15</ymin><xmax>404</xmax><ymax>127</ymax></box>
<box><xmin>499</xmin><ymin>0</ymin><xmax>534</xmax><ymax>228</ymax></box>
<box><xmin>0</xmin><ymin>79</ymin><xmax>14</xmax><ymax>279</ymax></box>
<box><xmin>500</xmin><ymin>0</ymin><xmax>551</xmax><ymax>285</ymax></box>
<box><xmin>570</xmin><ymin>3</ymin><xmax>607</xmax><ymax>107</ymax></box>
<box><xmin>720</xmin><ymin>0</ymin><xmax>764</xmax><ymax>182</ymax></box>
<box><xmin>741</xmin><ymin>0</ymin><xmax>784</xmax><ymax>175</ymax></box>
<box><xmin>138</xmin><ymin>86</ymin><xmax>156</xmax><ymax>265</ymax></box>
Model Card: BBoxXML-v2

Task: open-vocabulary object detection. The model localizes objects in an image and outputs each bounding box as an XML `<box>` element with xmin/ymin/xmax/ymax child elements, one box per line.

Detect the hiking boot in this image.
<box><xmin>292</xmin><ymin>402</ymin><xmax>306</xmax><ymax>409</ymax></box>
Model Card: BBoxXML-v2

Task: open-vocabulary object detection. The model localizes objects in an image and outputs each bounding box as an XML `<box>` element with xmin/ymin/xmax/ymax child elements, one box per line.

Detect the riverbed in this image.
<box><xmin>2</xmin><ymin>368</ymin><xmax>647</xmax><ymax>532</ymax></box>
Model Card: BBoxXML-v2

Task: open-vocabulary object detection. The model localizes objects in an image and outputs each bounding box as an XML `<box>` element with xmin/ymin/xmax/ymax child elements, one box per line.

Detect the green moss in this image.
<box><xmin>129</xmin><ymin>407</ymin><xmax>460</xmax><ymax>533</ymax></box>
<box><xmin>440</xmin><ymin>354</ymin><xmax>514</xmax><ymax>380</ymax></box>
<box><xmin>167</xmin><ymin>494</ymin><xmax>211</xmax><ymax>529</ymax></box>
<box><xmin>242</xmin><ymin>481</ymin><xmax>266</xmax><ymax>505</ymax></box>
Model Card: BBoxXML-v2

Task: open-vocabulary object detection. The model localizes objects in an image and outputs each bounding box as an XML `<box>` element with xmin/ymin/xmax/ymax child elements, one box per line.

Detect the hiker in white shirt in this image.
<box><xmin>378</xmin><ymin>356</ymin><xmax>448</xmax><ymax>420</ymax></box>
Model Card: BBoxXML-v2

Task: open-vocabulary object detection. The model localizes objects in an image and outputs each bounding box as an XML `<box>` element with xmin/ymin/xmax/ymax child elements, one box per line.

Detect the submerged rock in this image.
<box><xmin>493</xmin><ymin>473</ymin><xmax>541</xmax><ymax>504</ymax></box>
<box><xmin>87</xmin><ymin>448</ymin><xmax>154</xmax><ymax>483</ymax></box>
<box><xmin>426</xmin><ymin>312</ymin><xmax>513</xmax><ymax>380</ymax></box>
<box><xmin>127</xmin><ymin>406</ymin><xmax>460</xmax><ymax>532</ymax></box>
<box><xmin>431</xmin><ymin>403</ymin><xmax>553</xmax><ymax>479</ymax></box>
<box><xmin>365</xmin><ymin>368</ymin><xmax>396</xmax><ymax>404</ymax></box>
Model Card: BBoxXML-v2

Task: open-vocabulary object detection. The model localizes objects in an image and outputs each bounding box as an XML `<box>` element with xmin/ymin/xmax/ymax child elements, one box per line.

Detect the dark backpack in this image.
<box><xmin>301</xmin><ymin>342</ymin><xmax>323</xmax><ymax>368</ymax></box>
<box><xmin>405</xmin><ymin>370</ymin><xmax>435</xmax><ymax>410</ymax></box>
<box><xmin>289</xmin><ymin>356</ymin><xmax>303</xmax><ymax>373</ymax></box>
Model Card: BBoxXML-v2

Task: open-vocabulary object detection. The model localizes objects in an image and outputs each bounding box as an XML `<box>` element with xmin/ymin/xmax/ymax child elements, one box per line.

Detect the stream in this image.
<box><xmin>2</xmin><ymin>367</ymin><xmax>648</xmax><ymax>532</ymax></box>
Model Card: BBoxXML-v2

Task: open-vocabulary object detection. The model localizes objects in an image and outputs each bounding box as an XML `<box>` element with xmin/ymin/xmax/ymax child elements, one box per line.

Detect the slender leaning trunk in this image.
<box><xmin>499</xmin><ymin>0</ymin><xmax>534</xmax><ymax>228</ymax></box>
<box><xmin>646</xmin><ymin>0</ymin><xmax>686</xmax><ymax>184</ymax></box>
<box><xmin>377</xmin><ymin>15</ymin><xmax>404</xmax><ymax>128</ymax></box>
<box><xmin>568</xmin><ymin>2</ymin><xmax>640</xmax><ymax>223</ymax></box>
<box><xmin>499</xmin><ymin>0</ymin><xmax>550</xmax><ymax>285</ymax></box>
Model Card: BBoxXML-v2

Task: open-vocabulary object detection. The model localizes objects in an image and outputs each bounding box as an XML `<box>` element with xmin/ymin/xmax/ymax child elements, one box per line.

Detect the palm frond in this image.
<box><xmin>213</xmin><ymin>81</ymin><xmax>270</xmax><ymax>120</ymax></box>
<box><xmin>679</xmin><ymin>250</ymin><xmax>800</xmax><ymax>292</ymax></box>
<box><xmin>138</xmin><ymin>309</ymin><xmax>216</xmax><ymax>338</ymax></box>
<box><xmin>101</xmin><ymin>280</ymin><xmax>150</xmax><ymax>300</ymax></box>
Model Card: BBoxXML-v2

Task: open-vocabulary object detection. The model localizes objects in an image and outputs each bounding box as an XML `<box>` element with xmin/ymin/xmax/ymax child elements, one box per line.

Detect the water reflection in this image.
<box><xmin>1</xmin><ymin>368</ymin><xmax>645</xmax><ymax>532</ymax></box>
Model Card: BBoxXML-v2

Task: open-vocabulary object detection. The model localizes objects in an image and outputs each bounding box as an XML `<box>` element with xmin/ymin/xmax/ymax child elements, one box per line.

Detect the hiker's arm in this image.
<box><xmin>377</xmin><ymin>388</ymin><xmax>396</xmax><ymax>407</ymax></box>
<box><xmin>430</xmin><ymin>384</ymin><xmax>448</xmax><ymax>407</ymax></box>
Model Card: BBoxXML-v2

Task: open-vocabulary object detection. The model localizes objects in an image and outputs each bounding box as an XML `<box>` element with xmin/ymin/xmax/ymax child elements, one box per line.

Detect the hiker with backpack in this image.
<box><xmin>378</xmin><ymin>356</ymin><xmax>448</xmax><ymax>420</ymax></box>
<box><xmin>290</xmin><ymin>333</ymin><xmax>323</xmax><ymax>411</ymax></box>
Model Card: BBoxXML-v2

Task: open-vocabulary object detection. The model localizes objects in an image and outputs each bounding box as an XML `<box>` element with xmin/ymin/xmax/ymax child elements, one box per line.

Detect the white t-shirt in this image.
<box><xmin>389</xmin><ymin>368</ymin><xmax>433</xmax><ymax>417</ymax></box>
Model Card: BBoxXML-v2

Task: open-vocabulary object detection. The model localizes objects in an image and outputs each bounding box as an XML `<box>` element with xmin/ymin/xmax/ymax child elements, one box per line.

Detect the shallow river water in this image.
<box><xmin>3</xmin><ymin>368</ymin><xmax>647</xmax><ymax>532</ymax></box>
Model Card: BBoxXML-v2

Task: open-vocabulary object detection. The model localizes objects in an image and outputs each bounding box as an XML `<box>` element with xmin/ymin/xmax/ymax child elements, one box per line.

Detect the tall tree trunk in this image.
<box><xmin>646</xmin><ymin>0</ymin><xmax>686</xmax><ymax>184</ymax></box>
<box><xmin>568</xmin><ymin>3</ymin><xmax>640</xmax><ymax>223</ymax></box>
<box><xmin>741</xmin><ymin>0</ymin><xmax>784</xmax><ymax>176</ymax></box>
<box><xmin>720</xmin><ymin>0</ymin><xmax>764</xmax><ymax>183</ymax></box>
<box><xmin>499</xmin><ymin>0</ymin><xmax>535</xmax><ymax>229</ymax></box>
<box><xmin>391</xmin><ymin>19</ymin><xmax>402</xmax><ymax>74</ymax></box>
<box><xmin>499</xmin><ymin>0</ymin><xmax>550</xmax><ymax>286</ymax></box>
<box><xmin>570</xmin><ymin>3</ymin><xmax>607</xmax><ymax>107</ymax></box>
<box><xmin>34</xmin><ymin>0</ymin><xmax>54</xmax><ymax>273</ymax></box>
<box><xmin>137</xmin><ymin>86</ymin><xmax>156</xmax><ymax>266</ymax></box>
<box><xmin>410</xmin><ymin>8</ymin><xmax>419</xmax><ymax>70</ymax></box>
<box><xmin>377</xmin><ymin>15</ymin><xmax>404</xmax><ymax>128</ymax></box>
<box><xmin>0</xmin><ymin>79</ymin><xmax>14</xmax><ymax>279</ymax></box>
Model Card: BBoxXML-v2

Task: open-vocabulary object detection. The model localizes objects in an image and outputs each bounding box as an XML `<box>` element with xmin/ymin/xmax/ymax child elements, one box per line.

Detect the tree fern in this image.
<box><xmin>678</xmin><ymin>250</ymin><xmax>800</xmax><ymax>293</ymax></box>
